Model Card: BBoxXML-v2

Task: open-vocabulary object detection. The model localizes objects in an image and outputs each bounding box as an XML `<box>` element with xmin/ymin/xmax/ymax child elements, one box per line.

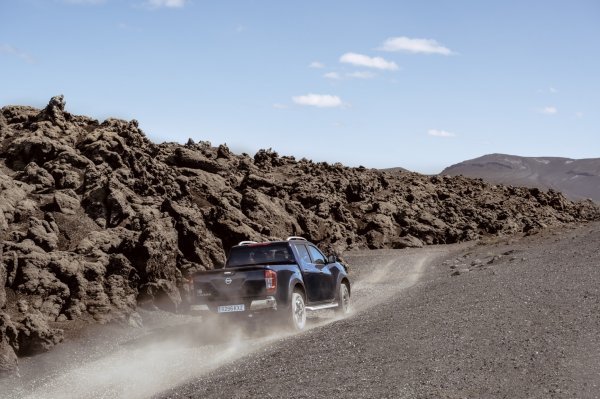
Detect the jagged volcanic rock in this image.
<box><xmin>0</xmin><ymin>96</ymin><xmax>598</xmax><ymax>375</ymax></box>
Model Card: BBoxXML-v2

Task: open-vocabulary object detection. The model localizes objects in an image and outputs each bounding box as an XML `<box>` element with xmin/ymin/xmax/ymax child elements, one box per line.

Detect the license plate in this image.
<box><xmin>217</xmin><ymin>304</ymin><xmax>245</xmax><ymax>313</ymax></box>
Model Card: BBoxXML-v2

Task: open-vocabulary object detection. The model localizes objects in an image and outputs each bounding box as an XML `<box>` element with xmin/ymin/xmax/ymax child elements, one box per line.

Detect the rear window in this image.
<box><xmin>226</xmin><ymin>244</ymin><xmax>295</xmax><ymax>268</ymax></box>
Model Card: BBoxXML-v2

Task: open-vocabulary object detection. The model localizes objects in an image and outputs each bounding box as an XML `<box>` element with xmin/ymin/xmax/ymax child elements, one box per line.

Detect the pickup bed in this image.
<box><xmin>190</xmin><ymin>237</ymin><xmax>351</xmax><ymax>330</ymax></box>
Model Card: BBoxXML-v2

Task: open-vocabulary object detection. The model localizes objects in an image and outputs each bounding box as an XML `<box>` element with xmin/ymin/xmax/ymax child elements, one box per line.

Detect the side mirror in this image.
<box><xmin>327</xmin><ymin>255</ymin><xmax>337</xmax><ymax>264</ymax></box>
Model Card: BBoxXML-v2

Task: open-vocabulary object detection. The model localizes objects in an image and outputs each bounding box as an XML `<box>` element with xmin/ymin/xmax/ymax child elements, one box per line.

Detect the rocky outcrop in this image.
<box><xmin>0</xmin><ymin>96</ymin><xmax>599</xmax><ymax>375</ymax></box>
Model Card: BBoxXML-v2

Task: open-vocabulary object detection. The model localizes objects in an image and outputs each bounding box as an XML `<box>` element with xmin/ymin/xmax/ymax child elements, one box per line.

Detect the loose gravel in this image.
<box><xmin>159</xmin><ymin>222</ymin><xmax>600</xmax><ymax>399</ymax></box>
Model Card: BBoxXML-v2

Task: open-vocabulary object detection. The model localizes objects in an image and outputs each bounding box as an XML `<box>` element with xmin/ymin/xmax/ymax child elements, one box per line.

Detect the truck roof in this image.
<box><xmin>234</xmin><ymin>237</ymin><xmax>312</xmax><ymax>248</ymax></box>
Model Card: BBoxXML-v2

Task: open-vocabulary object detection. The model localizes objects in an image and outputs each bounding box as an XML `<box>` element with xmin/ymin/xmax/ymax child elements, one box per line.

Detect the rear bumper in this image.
<box><xmin>249</xmin><ymin>296</ymin><xmax>277</xmax><ymax>311</ymax></box>
<box><xmin>191</xmin><ymin>296</ymin><xmax>277</xmax><ymax>314</ymax></box>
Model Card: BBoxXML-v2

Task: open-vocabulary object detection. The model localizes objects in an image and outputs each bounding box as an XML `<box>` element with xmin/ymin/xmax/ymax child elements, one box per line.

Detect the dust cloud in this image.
<box><xmin>1</xmin><ymin>314</ymin><xmax>293</xmax><ymax>399</ymax></box>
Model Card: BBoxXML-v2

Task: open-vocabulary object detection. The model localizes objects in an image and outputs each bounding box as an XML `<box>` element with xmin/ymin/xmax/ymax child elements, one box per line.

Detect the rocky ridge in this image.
<box><xmin>1</xmin><ymin>96</ymin><xmax>598</xmax><ymax>376</ymax></box>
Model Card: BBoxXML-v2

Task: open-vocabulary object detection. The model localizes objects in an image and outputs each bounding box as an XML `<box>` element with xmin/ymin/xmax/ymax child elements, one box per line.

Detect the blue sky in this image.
<box><xmin>1</xmin><ymin>0</ymin><xmax>598</xmax><ymax>173</ymax></box>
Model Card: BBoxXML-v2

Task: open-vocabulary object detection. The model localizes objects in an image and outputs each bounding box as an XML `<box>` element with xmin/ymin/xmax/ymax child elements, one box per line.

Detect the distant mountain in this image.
<box><xmin>441</xmin><ymin>154</ymin><xmax>600</xmax><ymax>202</ymax></box>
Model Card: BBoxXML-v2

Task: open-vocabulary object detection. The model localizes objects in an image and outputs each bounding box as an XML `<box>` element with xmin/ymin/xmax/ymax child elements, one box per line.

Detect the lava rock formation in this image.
<box><xmin>0</xmin><ymin>96</ymin><xmax>598</xmax><ymax>375</ymax></box>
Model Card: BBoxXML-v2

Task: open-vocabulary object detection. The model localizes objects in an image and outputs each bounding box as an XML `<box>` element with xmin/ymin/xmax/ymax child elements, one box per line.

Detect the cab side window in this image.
<box><xmin>308</xmin><ymin>246</ymin><xmax>326</xmax><ymax>265</ymax></box>
<box><xmin>295</xmin><ymin>244</ymin><xmax>312</xmax><ymax>267</ymax></box>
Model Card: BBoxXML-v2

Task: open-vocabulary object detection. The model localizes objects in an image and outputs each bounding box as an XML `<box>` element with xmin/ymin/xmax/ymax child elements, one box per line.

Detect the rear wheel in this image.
<box><xmin>335</xmin><ymin>283</ymin><xmax>351</xmax><ymax>315</ymax></box>
<box><xmin>288</xmin><ymin>290</ymin><xmax>307</xmax><ymax>331</ymax></box>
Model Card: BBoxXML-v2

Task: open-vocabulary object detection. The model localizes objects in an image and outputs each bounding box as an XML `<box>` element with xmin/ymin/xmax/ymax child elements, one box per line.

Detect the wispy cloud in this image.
<box><xmin>309</xmin><ymin>61</ymin><xmax>325</xmax><ymax>69</ymax></box>
<box><xmin>323</xmin><ymin>71</ymin><xmax>376</xmax><ymax>80</ymax></box>
<box><xmin>539</xmin><ymin>106</ymin><xmax>557</xmax><ymax>115</ymax></box>
<box><xmin>323</xmin><ymin>72</ymin><xmax>342</xmax><ymax>80</ymax></box>
<box><xmin>428</xmin><ymin>129</ymin><xmax>456</xmax><ymax>138</ymax></box>
<box><xmin>292</xmin><ymin>94</ymin><xmax>343</xmax><ymax>108</ymax></box>
<box><xmin>575</xmin><ymin>111</ymin><xmax>584</xmax><ymax>118</ymax></box>
<box><xmin>347</xmin><ymin>71</ymin><xmax>375</xmax><ymax>79</ymax></box>
<box><xmin>340</xmin><ymin>52</ymin><xmax>398</xmax><ymax>71</ymax></box>
<box><xmin>0</xmin><ymin>44</ymin><xmax>35</xmax><ymax>64</ymax></box>
<box><xmin>379</xmin><ymin>36</ymin><xmax>453</xmax><ymax>55</ymax></box>
<box><xmin>144</xmin><ymin>0</ymin><xmax>187</xmax><ymax>8</ymax></box>
<box><xmin>538</xmin><ymin>87</ymin><xmax>558</xmax><ymax>94</ymax></box>
<box><xmin>272</xmin><ymin>103</ymin><xmax>288</xmax><ymax>109</ymax></box>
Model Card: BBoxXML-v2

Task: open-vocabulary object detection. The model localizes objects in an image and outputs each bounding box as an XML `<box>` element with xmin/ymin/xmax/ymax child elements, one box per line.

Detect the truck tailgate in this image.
<box><xmin>192</xmin><ymin>266</ymin><xmax>268</xmax><ymax>303</ymax></box>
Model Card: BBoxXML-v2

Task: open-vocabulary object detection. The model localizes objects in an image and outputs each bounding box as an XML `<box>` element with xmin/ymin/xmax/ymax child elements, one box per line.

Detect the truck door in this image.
<box><xmin>294</xmin><ymin>244</ymin><xmax>322</xmax><ymax>303</ymax></box>
<box><xmin>306</xmin><ymin>245</ymin><xmax>335</xmax><ymax>302</ymax></box>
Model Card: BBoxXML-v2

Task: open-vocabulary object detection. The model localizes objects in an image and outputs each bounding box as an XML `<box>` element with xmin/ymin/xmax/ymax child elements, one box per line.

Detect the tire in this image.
<box><xmin>287</xmin><ymin>289</ymin><xmax>307</xmax><ymax>331</ymax></box>
<box><xmin>335</xmin><ymin>282</ymin><xmax>351</xmax><ymax>315</ymax></box>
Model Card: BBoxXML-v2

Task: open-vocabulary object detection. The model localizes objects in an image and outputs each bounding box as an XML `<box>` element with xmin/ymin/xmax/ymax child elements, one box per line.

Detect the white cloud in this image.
<box><xmin>347</xmin><ymin>71</ymin><xmax>375</xmax><ymax>79</ymax></box>
<box><xmin>0</xmin><ymin>44</ymin><xmax>35</xmax><ymax>64</ymax></box>
<box><xmin>539</xmin><ymin>106</ymin><xmax>557</xmax><ymax>115</ymax></box>
<box><xmin>322</xmin><ymin>71</ymin><xmax>375</xmax><ymax>80</ymax></box>
<box><xmin>323</xmin><ymin>72</ymin><xmax>342</xmax><ymax>80</ymax></box>
<box><xmin>292</xmin><ymin>94</ymin><xmax>343</xmax><ymax>108</ymax></box>
<box><xmin>309</xmin><ymin>61</ymin><xmax>325</xmax><ymax>69</ymax></box>
<box><xmin>144</xmin><ymin>0</ymin><xmax>187</xmax><ymax>8</ymax></box>
<box><xmin>379</xmin><ymin>36</ymin><xmax>453</xmax><ymax>55</ymax></box>
<box><xmin>549</xmin><ymin>87</ymin><xmax>558</xmax><ymax>93</ymax></box>
<box><xmin>340</xmin><ymin>52</ymin><xmax>398</xmax><ymax>71</ymax></box>
<box><xmin>428</xmin><ymin>129</ymin><xmax>456</xmax><ymax>138</ymax></box>
<box><xmin>272</xmin><ymin>103</ymin><xmax>288</xmax><ymax>109</ymax></box>
<box><xmin>575</xmin><ymin>111</ymin><xmax>584</xmax><ymax>118</ymax></box>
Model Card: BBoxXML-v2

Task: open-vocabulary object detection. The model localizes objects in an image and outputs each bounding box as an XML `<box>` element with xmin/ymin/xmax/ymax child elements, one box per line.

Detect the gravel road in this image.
<box><xmin>4</xmin><ymin>222</ymin><xmax>600</xmax><ymax>399</ymax></box>
<box><xmin>159</xmin><ymin>222</ymin><xmax>600</xmax><ymax>399</ymax></box>
<box><xmin>2</xmin><ymin>242</ymin><xmax>455</xmax><ymax>399</ymax></box>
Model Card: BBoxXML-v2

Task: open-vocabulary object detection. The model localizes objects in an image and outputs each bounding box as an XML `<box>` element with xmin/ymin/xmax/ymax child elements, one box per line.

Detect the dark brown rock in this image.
<box><xmin>0</xmin><ymin>262</ymin><xmax>6</xmax><ymax>309</ymax></box>
<box><xmin>15</xmin><ymin>312</ymin><xmax>64</xmax><ymax>356</ymax></box>
<box><xmin>26</xmin><ymin>215</ymin><xmax>59</xmax><ymax>251</ymax></box>
<box><xmin>53</xmin><ymin>190</ymin><xmax>80</xmax><ymax>215</ymax></box>
<box><xmin>0</xmin><ymin>338</ymin><xmax>18</xmax><ymax>377</ymax></box>
<box><xmin>0</xmin><ymin>314</ymin><xmax>19</xmax><ymax>377</ymax></box>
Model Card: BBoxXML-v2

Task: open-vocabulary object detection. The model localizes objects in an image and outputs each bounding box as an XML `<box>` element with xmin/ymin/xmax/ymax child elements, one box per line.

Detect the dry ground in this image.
<box><xmin>4</xmin><ymin>222</ymin><xmax>599</xmax><ymax>399</ymax></box>
<box><xmin>160</xmin><ymin>222</ymin><xmax>600</xmax><ymax>399</ymax></box>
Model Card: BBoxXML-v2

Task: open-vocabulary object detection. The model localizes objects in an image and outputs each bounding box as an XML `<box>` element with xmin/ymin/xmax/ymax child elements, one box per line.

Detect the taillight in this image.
<box><xmin>265</xmin><ymin>269</ymin><xmax>277</xmax><ymax>294</ymax></box>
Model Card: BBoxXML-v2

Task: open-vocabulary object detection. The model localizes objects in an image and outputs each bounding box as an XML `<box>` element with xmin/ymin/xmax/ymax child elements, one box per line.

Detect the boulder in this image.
<box><xmin>53</xmin><ymin>190</ymin><xmax>80</xmax><ymax>215</ymax></box>
<box><xmin>392</xmin><ymin>235</ymin><xmax>424</xmax><ymax>249</ymax></box>
<box><xmin>15</xmin><ymin>312</ymin><xmax>64</xmax><ymax>356</ymax></box>
<box><xmin>0</xmin><ymin>313</ymin><xmax>18</xmax><ymax>377</ymax></box>
<box><xmin>0</xmin><ymin>338</ymin><xmax>18</xmax><ymax>377</ymax></box>
<box><xmin>138</xmin><ymin>279</ymin><xmax>181</xmax><ymax>312</ymax></box>
<box><xmin>173</xmin><ymin>147</ymin><xmax>224</xmax><ymax>173</ymax></box>
<box><xmin>26</xmin><ymin>215</ymin><xmax>59</xmax><ymax>251</ymax></box>
<box><xmin>37</xmin><ymin>94</ymin><xmax>67</xmax><ymax>128</ymax></box>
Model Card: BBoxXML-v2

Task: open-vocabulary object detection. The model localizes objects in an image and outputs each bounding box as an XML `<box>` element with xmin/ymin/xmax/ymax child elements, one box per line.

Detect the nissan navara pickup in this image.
<box><xmin>190</xmin><ymin>237</ymin><xmax>351</xmax><ymax>330</ymax></box>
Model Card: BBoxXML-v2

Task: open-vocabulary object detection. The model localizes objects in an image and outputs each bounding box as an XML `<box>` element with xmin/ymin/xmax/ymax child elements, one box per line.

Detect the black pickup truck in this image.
<box><xmin>190</xmin><ymin>237</ymin><xmax>351</xmax><ymax>330</ymax></box>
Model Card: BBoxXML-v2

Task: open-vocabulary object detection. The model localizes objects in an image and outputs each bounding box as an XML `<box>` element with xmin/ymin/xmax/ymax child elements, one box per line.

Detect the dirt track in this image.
<box><xmin>159</xmin><ymin>222</ymin><xmax>600</xmax><ymax>399</ymax></box>
<box><xmin>0</xmin><ymin>243</ymin><xmax>454</xmax><ymax>399</ymax></box>
<box><xmin>4</xmin><ymin>222</ymin><xmax>600</xmax><ymax>398</ymax></box>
